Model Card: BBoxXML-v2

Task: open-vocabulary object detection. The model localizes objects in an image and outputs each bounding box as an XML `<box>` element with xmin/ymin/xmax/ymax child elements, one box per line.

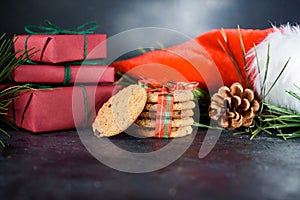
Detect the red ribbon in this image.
<box><xmin>138</xmin><ymin>79</ymin><xmax>198</xmax><ymax>138</ymax></box>
<box><xmin>138</xmin><ymin>79</ymin><xmax>199</xmax><ymax>92</ymax></box>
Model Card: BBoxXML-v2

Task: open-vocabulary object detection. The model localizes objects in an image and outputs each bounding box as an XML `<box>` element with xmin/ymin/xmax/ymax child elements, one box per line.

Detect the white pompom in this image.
<box><xmin>247</xmin><ymin>24</ymin><xmax>300</xmax><ymax>113</ymax></box>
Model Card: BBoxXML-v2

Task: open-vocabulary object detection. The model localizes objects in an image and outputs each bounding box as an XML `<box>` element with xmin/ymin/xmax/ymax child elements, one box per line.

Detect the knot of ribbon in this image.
<box><xmin>138</xmin><ymin>79</ymin><xmax>199</xmax><ymax>93</ymax></box>
<box><xmin>24</xmin><ymin>20</ymin><xmax>99</xmax><ymax>35</ymax></box>
<box><xmin>138</xmin><ymin>79</ymin><xmax>198</xmax><ymax>138</ymax></box>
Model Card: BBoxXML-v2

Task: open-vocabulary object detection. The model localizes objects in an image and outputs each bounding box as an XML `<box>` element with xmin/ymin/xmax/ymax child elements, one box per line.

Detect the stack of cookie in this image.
<box><xmin>92</xmin><ymin>82</ymin><xmax>198</xmax><ymax>139</ymax></box>
<box><xmin>133</xmin><ymin>89</ymin><xmax>196</xmax><ymax>138</ymax></box>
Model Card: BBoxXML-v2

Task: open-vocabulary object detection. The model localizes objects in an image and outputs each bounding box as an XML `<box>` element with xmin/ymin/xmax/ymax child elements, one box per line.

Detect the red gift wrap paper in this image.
<box><xmin>6</xmin><ymin>85</ymin><xmax>117</xmax><ymax>133</ymax></box>
<box><xmin>14</xmin><ymin>34</ymin><xmax>107</xmax><ymax>64</ymax></box>
<box><xmin>12</xmin><ymin>65</ymin><xmax>115</xmax><ymax>84</ymax></box>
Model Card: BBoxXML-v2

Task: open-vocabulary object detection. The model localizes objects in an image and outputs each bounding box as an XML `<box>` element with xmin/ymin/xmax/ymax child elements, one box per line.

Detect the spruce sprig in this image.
<box><xmin>0</xmin><ymin>33</ymin><xmax>35</xmax><ymax>147</ymax></box>
<box><xmin>193</xmin><ymin>26</ymin><xmax>300</xmax><ymax>140</ymax></box>
<box><xmin>234</xmin><ymin>28</ymin><xmax>300</xmax><ymax>139</ymax></box>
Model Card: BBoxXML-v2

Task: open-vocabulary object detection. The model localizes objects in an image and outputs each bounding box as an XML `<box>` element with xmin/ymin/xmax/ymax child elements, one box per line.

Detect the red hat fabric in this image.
<box><xmin>111</xmin><ymin>28</ymin><xmax>274</xmax><ymax>91</ymax></box>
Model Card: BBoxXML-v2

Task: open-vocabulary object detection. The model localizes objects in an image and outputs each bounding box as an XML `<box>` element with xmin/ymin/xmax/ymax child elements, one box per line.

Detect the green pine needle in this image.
<box><xmin>114</xmin><ymin>71</ymin><xmax>138</xmax><ymax>86</ymax></box>
<box><xmin>193</xmin><ymin>26</ymin><xmax>300</xmax><ymax>140</ymax></box>
<box><xmin>0</xmin><ymin>33</ymin><xmax>34</xmax><ymax>147</ymax></box>
<box><xmin>218</xmin><ymin>28</ymin><xmax>247</xmax><ymax>86</ymax></box>
<box><xmin>260</xmin><ymin>43</ymin><xmax>271</xmax><ymax>98</ymax></box>
<box><xmin>192</xmin><ymin>122</ymin><xmax>223</xmax><ymax>130</ymax></box>
<box><xmin>237</xmin><ymin>25</ymin><xmax>251</xmax><ymax>88</ymax></box>
<box><xmin>286</xmin><ymin>86</ymin><xmax>300</xmax><ymax>101</ymax></box>
<box><xmin>264</xmin><ymin>57</ymin><xmax>290</xmax><ymax>98</ymax></box>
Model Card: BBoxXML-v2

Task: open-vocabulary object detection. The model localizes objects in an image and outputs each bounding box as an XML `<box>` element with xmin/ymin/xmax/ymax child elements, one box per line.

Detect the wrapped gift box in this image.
<box><xmin>6</xmin><ymin>85</ymin><xmax>118</xmax><ymax>133</ymax></box>
<box><xmin>14</xmin><ymin>34</ymin><xmax>107</xmax><ymax>64</ymax></box>
<box><xmin>12</xmin><ymin>65</ymin><xmax>115</xmax><ymax>85</ymax></box>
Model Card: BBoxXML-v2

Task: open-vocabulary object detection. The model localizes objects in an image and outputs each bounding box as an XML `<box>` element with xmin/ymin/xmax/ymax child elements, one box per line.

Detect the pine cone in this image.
<box><xmin>208</xmin><ymin>82</ymin><xmax>260</xmax><ymax>130</ymax></box>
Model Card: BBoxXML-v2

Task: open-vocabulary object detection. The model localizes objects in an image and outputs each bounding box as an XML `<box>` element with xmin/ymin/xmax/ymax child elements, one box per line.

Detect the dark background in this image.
<box><xmin>2</xmin><ymin>0</ymin><xmax>300</xmax><ymax>40</ymax></box>
<box><xmin>1</xmin><ymin>1</ymin><xmax>300</xmax><ymax>200</ymax></box>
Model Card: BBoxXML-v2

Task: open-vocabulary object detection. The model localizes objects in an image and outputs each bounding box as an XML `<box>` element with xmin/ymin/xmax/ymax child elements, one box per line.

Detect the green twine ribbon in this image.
<box><xmin>24</xmin><ymin>20</ymin><xmax>98</xmax><ymax>35</ymax></box>
<box><xmin>80</xmin><ymin>85</ymin><xmax>89</xmax><ymax>128</ymax></box>
<box><xmin>63</xmin><ymin>64</ymin><xmax>71</xmax><ymax>86</ymax></box>
<box><xmin>21</xmin><ymin>59</ymin><xmax>107</xmax><ymax>87</ymax></box>
<box><xmin>24</xmin><ymin>20</ymin><xmax>99</xmax><ymax>63</ymax></box>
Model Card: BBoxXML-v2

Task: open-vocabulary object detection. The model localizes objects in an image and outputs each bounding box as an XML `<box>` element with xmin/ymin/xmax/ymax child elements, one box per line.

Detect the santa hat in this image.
<box><xmin>247</xmin><ymin>24</ymin><xmax>300</xmax><ymax>113</ymax></box>
<box><xmin>111</xmin><ymin>25</ymin><xmax>299</xmax><ymax>112</ymax></box>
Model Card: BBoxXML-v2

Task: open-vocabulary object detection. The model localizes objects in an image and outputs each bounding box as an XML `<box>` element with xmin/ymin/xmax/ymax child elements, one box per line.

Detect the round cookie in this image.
<box><xmin>139</xmin><ymin>109</ymin><xmax>194</xmax><ymax>119</ymax></box>
<box><xmin>144</xmin><ymin>101</ymin><xmax>196</xmax><ymax>111</ymax></box>
<box><xmin>131</xmin><ymin>125</ymin><xmax>193</xmax><ymax>138</ymax></box>
<box><xmin>92</xmin><ymin>84</ymin><xmax>147</xmax><ymax>137</ymax></box>
<box><xmin>135</xmin><ymin>117</ymin><xmax>194</xmax><ymax>128</ymax></box>
<box><xmin>147</xmin><ymin>90</ymin><xmax>194</xmax><ymax>103</ymax></box>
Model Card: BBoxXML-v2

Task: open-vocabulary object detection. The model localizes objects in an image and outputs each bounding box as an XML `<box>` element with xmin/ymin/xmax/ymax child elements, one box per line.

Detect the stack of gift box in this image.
<box><xmin>6</xmin><ymin>22</ymin><xmax>117</xmax><ymax>133</ymax></box>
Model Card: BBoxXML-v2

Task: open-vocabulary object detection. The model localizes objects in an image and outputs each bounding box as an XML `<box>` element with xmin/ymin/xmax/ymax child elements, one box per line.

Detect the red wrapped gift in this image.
<box><xmin>14</xmin><ymin>34</ymin><xmax>107</xmax><ymax>64</ymax></box>
<box><xmin>11</xmin><ymin>65</ymin><xmax>115</xmax><ymax>85</ymax></box>
<box><xmin>6</xmin><ymin>85</ymin><xmax>117</xmax><ymax>133</ymax></box>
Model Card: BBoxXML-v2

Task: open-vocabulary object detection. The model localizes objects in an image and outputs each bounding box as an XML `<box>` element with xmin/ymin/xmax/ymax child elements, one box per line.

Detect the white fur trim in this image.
<box><xmin>247</xmin><ymin>24</ymin><xmax>300</xmax><ymax>113</ymax></box>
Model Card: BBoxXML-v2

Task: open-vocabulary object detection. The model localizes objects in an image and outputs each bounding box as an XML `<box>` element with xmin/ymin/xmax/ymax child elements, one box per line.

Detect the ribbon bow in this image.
<box><xmin>139</xmin><ymin>79</ymin><xmax>198</xmax><ymax>92</ymax></box>
<box><xmin>138</xmin><ymin>79</ymin><xmax>198</xmax><ymax>138</ymax></box>
<box><xmin>23</xmin><ymin>20</ymin><xmax>100</xmax><ymax>64</ymax></box>
<box><xmin>24</xmin><ymin>20</ymin><xmax>99</xmax><ymax>35</ymax></box>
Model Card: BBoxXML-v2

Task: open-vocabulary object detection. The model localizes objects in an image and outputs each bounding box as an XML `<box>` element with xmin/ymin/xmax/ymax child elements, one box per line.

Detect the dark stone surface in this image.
<box><xmin>1</xmin><ymin>129</ymin><xmax>300</xmax><ymax>200</ymax></box>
